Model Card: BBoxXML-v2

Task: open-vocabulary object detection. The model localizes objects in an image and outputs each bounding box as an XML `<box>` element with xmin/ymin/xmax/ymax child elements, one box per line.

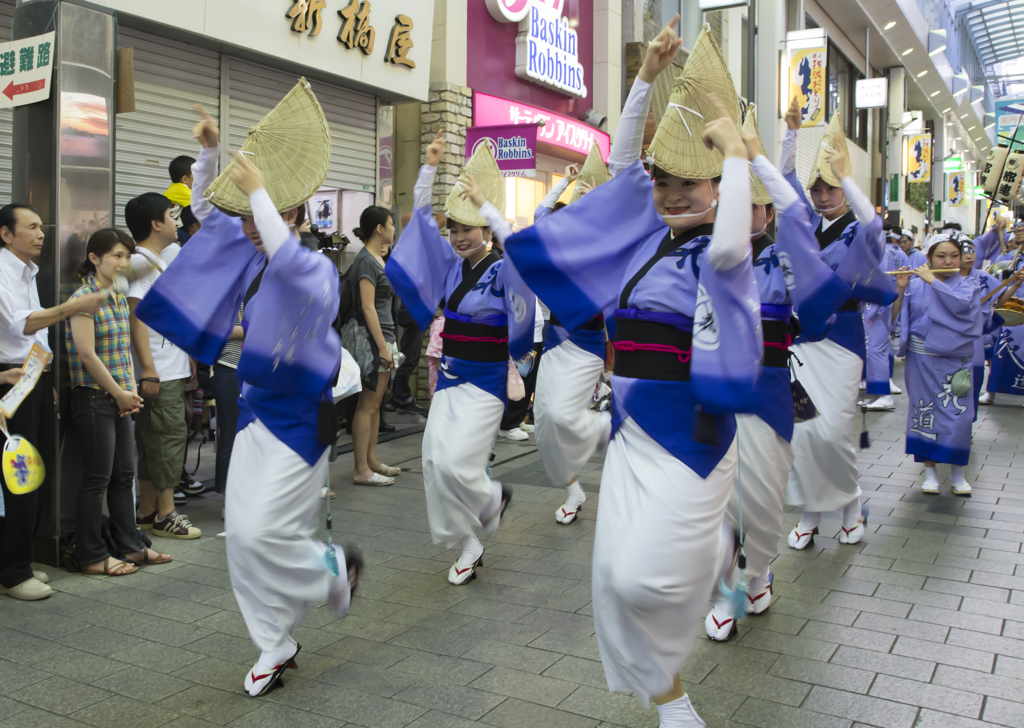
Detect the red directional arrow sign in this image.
<box><xmin>3</xmin><ymin>78</ymin><xmax>46</xmax><ymax>101</ymax></box>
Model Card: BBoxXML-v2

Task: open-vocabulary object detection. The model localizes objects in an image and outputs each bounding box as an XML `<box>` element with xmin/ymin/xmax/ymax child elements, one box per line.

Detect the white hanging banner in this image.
<box><xmin>0</xmin><ymin>32</ymin><xmax>55</xmax><ymax>109</ymax></box>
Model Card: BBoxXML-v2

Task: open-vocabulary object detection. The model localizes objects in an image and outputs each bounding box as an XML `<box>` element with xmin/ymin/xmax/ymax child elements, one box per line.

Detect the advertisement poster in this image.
<box><xmin>789</xmin><ymin>47</ymin><xmax>827</xmax><ymax>128</ymax></box>
<box><xmin>907</xmin><ymin>134</ymin><xmax>931</xmax><ymax>183</ymax></box>
<box><xmin>995</xmin><ymin>96</ymin><xmax>1024</xmax><ymax>148</ymax></box>
<box><xmin>465</xmin><ymin>123</ymin><xmax>538</xmax><ymax>177</ymax></box>
<box><xmin>310</xmin><ymin>192</ymin><xmax>336</xmax><ymax>232</ymax></box>
<box><xmin>948</xmin><ymin>172</ymin><xmax>966</xmax><ymax>207</ymax></box>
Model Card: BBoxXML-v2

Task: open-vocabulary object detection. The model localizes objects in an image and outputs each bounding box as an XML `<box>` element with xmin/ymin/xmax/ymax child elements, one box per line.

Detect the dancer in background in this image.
<box><xmin>981</xmin><ymin>233</ymin><xmax>1024</xmax><ymax>404</ymax></box>
<box><xmin>532</xmin><ymin>147</ymin><xmax>613</xmax><ymax>525</ymax></box>
<box><xmin>136</xmin><ymin>90</ymin><xmax>359</xmax><ymax>698</ymax></box>
<box><xmin>892</xmin><ymin>235</ymin><xmax>980</xmax><ymax>494</ymax></box>
<box><xmin>386</xmin><ymin>134</ymin><xmax>536</xmax><ymax>586</ymax></box>
<box><xmin>705</xmin><ymin>104</ymin><xmax>849</xmax><ymax>641</ymax></box>
<box><xmin>898</xmin><ymin>228</ymin><xmax>926</xmax><ymax>269</ymax></box>
<box><xmin>506</xmin><ymin>22</ymin><xmax>761</xmax><ymax>728</ymax></box>
<box><xmin>972</xmin><ymin>215</ymin><xmax>1009</xmax><ymax>269</ymax></box>
<box><xmin>860</xmin><ymin>229</ymin><xmax>909</xmax><ymax>411</ymax></box>
<box><xmin>781</xmin><ymin>100</ymin><xmax>896</xmax><ymax>550</ymax></box>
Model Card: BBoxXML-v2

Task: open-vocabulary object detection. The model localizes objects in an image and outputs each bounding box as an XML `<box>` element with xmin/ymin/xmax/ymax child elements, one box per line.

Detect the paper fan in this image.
<box><xmin>205</xmin><ymin>77</ymin><xmax>331</xmax><ymax>216</ymax></box>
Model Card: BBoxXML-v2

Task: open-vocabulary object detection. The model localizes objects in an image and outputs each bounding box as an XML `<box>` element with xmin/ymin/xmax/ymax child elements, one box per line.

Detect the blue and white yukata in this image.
<box><xmin>136</xmin><ymin>144</ymin><xmax>353</xmax><ymax>669</ymax></box>
<box><xmin>505</xmin><ymin>77</ymin><xmax>761</xmax><ymax>706</ymax></box>
<box><xmin>964</xmin><ymin>267</ymin><xmax>1000</xmax><ymax>416</ymax></box>
<box><xmin>863</xmin><ymin>243</ymin><xmax>909</xmax><ymax>397</ymax></box>
<box><xmin>385</xmin><ymin>166</ymin><xmax>536</xmax><ymax>550</ymax></box>
<box><xmin>778</xmin><ymin>128</ymin><xmax>896</xmax><ymax>527</ymax></box>
<box><xmin>986</xmin><ymin>253</ymin><xmax>1024</xmax><ymax>400</ymax></box>
<box><xmin>898</xmin><ymin>274</ymin><xmax>980</xmax><ymax>465</ymax></box>
<box><xmin>529</xmin><ymin>180</ymin><xmax>612</xmax><ymax>506</ymax></box>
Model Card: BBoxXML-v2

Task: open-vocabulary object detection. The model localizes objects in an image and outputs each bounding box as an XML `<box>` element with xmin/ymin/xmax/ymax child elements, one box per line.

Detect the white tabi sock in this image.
<box><xmin>564</xmin><ymin>480</ymin><xmax>586</xmax><ymax>511</ymax></box>
<box><xmin>923</xmin><ymin>465</ymin><xmax>939</xmax><ymax>487</ymax></box>
<box><xmin>795</xmin><ymin>511</ymin><xmax>821</xmax><ymax>533</ymax></box>
<box><xmin>950</xmin><ymin>465</ymin><xmax>968</xmax><ymax>485</ymax></box>
<box><xmin>655</xmin><ymin>694</ymin><xmax>705</xmax><ymax>727</ymax></box>
<box><xmin>457</xmin><ymin>536</ymin><xmax>483</xmax><ymax>568</ymax></box>
<box><xmin>256</xmin><ymin>639</ymin><xmax>298</xmax><ymax>672</ymax></box>
<box><xmin>842</xmin><ymin>498</ymin><xmax>863</xmax><ymax>528</ymax></box>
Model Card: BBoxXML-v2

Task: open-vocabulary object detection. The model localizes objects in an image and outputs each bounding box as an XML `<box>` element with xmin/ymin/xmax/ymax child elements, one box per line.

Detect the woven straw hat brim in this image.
<box><xmin>806</xmin><ymin>112</ymin><xmax>848</xmax><ymax>190</ymax></box>
<box><xmin>205</xmin><ymin>77</ymin><xmax>331</xmax><ymax>216</ymax></box>
<box><xmin>648</xmin><ymin>27</ymin><xmax>742</xmax><ymax>181</ymax></box>
<box><xmin>570</xmin><ymin>142</ymin><xmax>609</xmax><ymax>204</ymax></box>
<box><xmin>446</xmin><ymin>143</ymin><xmax>506</xmax><ymax>227</ymax></box>
<box><xmin>742</xmin><ymin>105</ymin><xmax>773</xmax><ymax>205</ymax></box>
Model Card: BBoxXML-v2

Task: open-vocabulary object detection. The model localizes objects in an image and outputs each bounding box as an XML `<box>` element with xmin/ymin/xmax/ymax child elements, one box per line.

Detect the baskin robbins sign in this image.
<box><xmin>465</xmin><ymin>124</ymin><xmax>539</xmax><ymax>178</ymax></box>
<box><xmin>485</xmin><ymin>0</ymin><xmax>587</xmax><ymax>99</ymax></box>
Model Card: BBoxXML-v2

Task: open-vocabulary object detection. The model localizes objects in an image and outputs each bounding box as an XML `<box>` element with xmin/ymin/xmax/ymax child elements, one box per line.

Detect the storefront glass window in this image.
<box><xmin>826</xmin><ymin>42</ymin><xmax>867</xmax><ymax>151</ymax></box>
<box><xmin>643</xmin><ymin>0</ymin><xmax>701</xmax><ymax>52</ymax></box>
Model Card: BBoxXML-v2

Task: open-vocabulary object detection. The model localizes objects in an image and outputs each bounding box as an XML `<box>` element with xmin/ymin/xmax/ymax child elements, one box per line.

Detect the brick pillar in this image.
<box><xmin>414</xmin><ymin>81</ymin><xmax>473</xmax><ymax>405</ymax></box>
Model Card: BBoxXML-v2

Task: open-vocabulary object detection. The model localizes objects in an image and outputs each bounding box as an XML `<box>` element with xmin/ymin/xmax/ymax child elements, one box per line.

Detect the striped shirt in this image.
<box><xmin>65</xmin><ymin>276</ymin><xmax>134</xmax><ymax>391</ymax></box>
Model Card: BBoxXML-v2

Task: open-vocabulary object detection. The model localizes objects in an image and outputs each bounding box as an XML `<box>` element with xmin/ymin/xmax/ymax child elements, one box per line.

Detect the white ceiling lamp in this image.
<box><xmin>931</xmin><ymin>90</ymin><xmax>941</xmax><ymax>97</ymax></box>
<box><xmin>884</xmin><ymin>21</ymin><xmax>897</xmax><ymax>30</ymax></box>
<box><xmin>928</xmin><ymin>29</ymin><xmax>947</xmax><ymax>56</ymax></box>
<box><xmin>917</xmin><ymin>70</ymin><xmax>928</xmax><ymax>78</ymax></box>
<box><xmin>902</xmin><ymin>47</ymin><xmax>914</xmax><ymax>56</ymax></box>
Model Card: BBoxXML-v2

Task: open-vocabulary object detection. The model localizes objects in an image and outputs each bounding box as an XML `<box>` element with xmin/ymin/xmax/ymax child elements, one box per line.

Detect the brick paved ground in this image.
<box><xmin>1</xmin><ymin>362</ymin><xmax>1023</xmax><ymax>727</ymax></box>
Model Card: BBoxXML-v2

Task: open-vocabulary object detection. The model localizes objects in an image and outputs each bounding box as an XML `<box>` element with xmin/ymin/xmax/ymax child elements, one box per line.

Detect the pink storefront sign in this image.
<box><xmin>465</xmin><ymin>124</ymin><xmax>538</xmax><ymax>177</ymax></box>
<box><xmin>474</xmin><ymin>92</ymin><xmax>609</xmax><ymax>161</ymax></box>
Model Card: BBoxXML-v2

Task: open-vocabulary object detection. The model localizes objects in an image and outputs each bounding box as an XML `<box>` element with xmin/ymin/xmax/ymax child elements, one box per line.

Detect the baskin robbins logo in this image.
<box><xmin>487</xmin><ymin>0</ymin><xmax>587</xmax><ymax>99</ymax></box>
<box><xmin>471</xmin><ymin>134</ymin><xmax>535</xmax><ymax>164</ymax></box>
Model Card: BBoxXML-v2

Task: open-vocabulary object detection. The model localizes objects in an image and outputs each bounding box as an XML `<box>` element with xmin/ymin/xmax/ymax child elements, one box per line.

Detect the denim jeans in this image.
<box><xmin>212</xmin><ymin>363</ymin><xmax>240</xmax><ymax>494</ymax></box>
<box><xmin>71</xmin><ymin>388</ymin><xmax>144</xmax><ymax>566</ymax></box>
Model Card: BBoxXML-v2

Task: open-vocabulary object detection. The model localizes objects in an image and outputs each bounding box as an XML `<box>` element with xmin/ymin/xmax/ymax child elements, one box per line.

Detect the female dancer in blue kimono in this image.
<box><xmin>705</xmin><ymin>106</ymin><xmax>851</xmax><ymax>641</ymax></box>
<box><xmin>506</xmin><ymin>21</ymin><xmax>761</xmax><ymax>728</ymax></box>
<box><xmin>982</xmin><ymin>241</ymin><xmax>1024</xmax><ymax>404</ymax></box>
<box><xmin>136</xmin><ymin>99</ymin><xmax>359</xmax><ymax>698</ymax></box>
<box><xmin>530</xmin><ymin>160</ymin><xmax>612</xmax><ymax>526</ymax></box>
<box><xmin>385</xmin><ymin>133</ymin><xmax>536</xmax><ymax>586</ymax></box>
<box><xmin>780</xmin><ymin>102</ymin><xmax>896</xmax><ymax>551</ymax></box>
<box><xmin>861</xmin><ymin>230</ymin><xmax>910</xmax><ymax>411</ymax></box>
<box><xmin>892</xmin><ymin>237</ymin><xmax>981</xmax><ymax>494</ymax></box>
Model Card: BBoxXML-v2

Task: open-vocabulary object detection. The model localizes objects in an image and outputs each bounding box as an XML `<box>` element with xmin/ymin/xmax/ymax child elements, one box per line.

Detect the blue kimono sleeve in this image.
<box><xmin>972</xmin><ymin>229</ymin><xmax>1003</xmax><ymax>268</ymax></box>
<box><xmin>135</xmin><ymin>208</ymin><xmax>261</xmax><ymax>364</ymax></box>
<box><xmin>385</xmin><ymin>206</ymin><xmax>457</xmax><ymax>331</ymax></box>
<box><xmin>835</xmin><ymin>214</ymin><xmax>897</xmax><ymax>306</ymax></box>
<box><xmin>504</xmin><ymin>160</ymin><xmax>665</xmax><ymax>331</ymax></box>
<box><xmin>496</xmin><ymin>255</ymin><xmax>538</xmax><ymax>361</ymax></box>
<box><xmin>924</xmin><ymin>277</ymin><xmax>981</xmax><ymax>357</ymax></box>
<box><xmin>236</xmin><ymin>235</ymin><xmax>341</xmax><ymax>399</ymax></box>
<box><xmin>775</xmin><ymin>203</ymin><xmax>851</xmax><ymax>339</ymax></box>
<box><xmin>783</xmin><ymin>169</ymin><xmax>817</xmax><ymax>226</ymax></box>
<box><xmin>691</xmin><ymin>252</ymin><xmax>763</xmax><ymax>413</ymax></box>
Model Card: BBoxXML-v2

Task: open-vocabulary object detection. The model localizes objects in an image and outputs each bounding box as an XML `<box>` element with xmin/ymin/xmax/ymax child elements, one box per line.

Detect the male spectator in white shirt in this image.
<box><xmin>125</xmin><ymin>193</ymin><xmax>200</xmax><ymax>540</ymax></box>
<box><xmin>0</xmin><ymin>204</ymin><xmax>107</xmax><ymax>600</ymax></box>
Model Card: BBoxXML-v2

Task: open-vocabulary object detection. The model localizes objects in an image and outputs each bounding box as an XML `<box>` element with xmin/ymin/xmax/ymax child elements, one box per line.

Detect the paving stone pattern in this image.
<box><xmin>2</xmin><ymin>364</ymin><xmax>1024</xmax><ymax>727</ymax></box>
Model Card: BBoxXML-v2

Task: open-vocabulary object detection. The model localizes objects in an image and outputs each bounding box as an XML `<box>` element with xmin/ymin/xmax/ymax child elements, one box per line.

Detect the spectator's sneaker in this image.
<box><xmin>498</xmin><ymin>427</ymin><xmax>529</xmax><ymax>441</ymax></box>
<box><xmin>519</xmin><ymin>423</ymin><xmax>535</xmax><ymax>433</ymax></box>
<box><xmin>173</xmin><ymin>488</ymin><xmax>187</xmax><ymax>507</ymax></box>
<box><xmin>180</xmin><ymin>468</ymin><xmax>204</xmax><ymax>496</ymax></box>
<box><xmin>0</xmin><ymin>577</ymin><xmax>52</xmax><ymax>600</ymax></box>
<box><xmin>396</xmin><ymin>401</ymin><xmax>428</xmax><ymax>415</ymax></box>
<box><xmin>152</xmin><ymin>510</ymin><xmax>201</xmax><ymax>539</ymax></box>
<box><xmin>137</xmin><ymin>510</ymin><xmax>157</xmax><ymax>530</ymax></box>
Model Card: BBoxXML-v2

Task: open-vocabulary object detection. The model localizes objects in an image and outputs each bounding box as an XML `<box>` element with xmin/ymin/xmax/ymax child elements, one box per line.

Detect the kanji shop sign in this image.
<box><xmin>0</xmin><ymin>32</ymin><xmax>54</xmax><ymax>109</ymax></box>
<box><xmin>474</xmin><ymin>92</ymin><xmax>609</xmax><ymax>160</ymax></box>
<box><xmin>286</xmin><ymin>0</ymin><xmax>416</xmax><ymax>69</ymax></box>
<box><xmin>486</xmin><ymin>0</ymin><xmax>587</xmax><ymax>99</ymax></box>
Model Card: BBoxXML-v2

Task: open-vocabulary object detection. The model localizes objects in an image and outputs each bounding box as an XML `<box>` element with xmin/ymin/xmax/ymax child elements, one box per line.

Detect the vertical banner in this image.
<box><xmin>907</xmin><ymin>134</ymin><xmax>931</xmax><ymax>183</ymax></box>
<box><xmin>789</xmin><ymin>47</ymin><xmax>827</xmax><ymax>128</ymax></box>
<box><xmin>948</xmin><ymin>172</ymin><xmax>966</xmax><ymax>207</ymax></box>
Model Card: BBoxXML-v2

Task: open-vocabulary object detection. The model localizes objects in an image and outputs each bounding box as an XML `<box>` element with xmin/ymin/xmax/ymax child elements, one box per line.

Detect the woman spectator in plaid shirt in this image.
<box><xmin>66</xmin><ymin>229</ymin><xmax>171</xmax><ymax>575</ymax></box>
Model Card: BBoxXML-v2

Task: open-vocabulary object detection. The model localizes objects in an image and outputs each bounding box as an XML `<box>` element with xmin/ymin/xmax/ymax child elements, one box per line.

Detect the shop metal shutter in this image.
<box><xmin>0</xmin><ymin>0</ymin><xmax>16</xmax><ymax>203</ymax></box>
<box><xmin>795</xmin><ymin>125</ymin><xmax>873</xmax><ymax>205</ymax></box>
<box><xmin>114</xmin><ymin>27</ymin><xmax>221</xmax><ymax>229</ymax></box>
<box><xmin>228</xmin><ymin>59</ymin><xmax>377</xmax><ymax>194</ymax></box>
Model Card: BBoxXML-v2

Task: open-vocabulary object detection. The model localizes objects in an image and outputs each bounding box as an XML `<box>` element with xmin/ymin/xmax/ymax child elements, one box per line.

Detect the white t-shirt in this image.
<box><xmin>128</xmin><ymin>245</ymin><xmax>190</xmax><ymax>382</ymax></box>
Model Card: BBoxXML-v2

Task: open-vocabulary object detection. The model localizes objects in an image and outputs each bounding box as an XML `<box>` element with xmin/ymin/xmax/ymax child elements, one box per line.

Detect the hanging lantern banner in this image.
<box><xmin>788</xmin><ymin>47</ymin><xmax>827</xmax><ymax>128</ymax></box>
<box><xmin>948</xmin><ymin>172</ymin><xmax>966</xmax><ymax>207</ymax></box>
<box><xmin>907</xmin><ymin>134</ymin><xmax>931</xmax><ymax>183</ymax></box>
<box><xmin>465</xmin><ymin>124</ymin><xmax>538</xmax><ymax>178</ymax></box>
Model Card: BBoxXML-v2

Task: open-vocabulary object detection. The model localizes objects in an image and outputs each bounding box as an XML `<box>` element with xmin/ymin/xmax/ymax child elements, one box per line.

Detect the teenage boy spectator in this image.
<box><xmin>125</xmin><ymin>193</ymin><xmax>200</xmax><ymax>539</ymax></box>
<box><xmin>0</xmin><ymin>204</ymin><xmax>108</xmax><ymax>599</ymax></box>
<box><xmin>166</xmin><ymin>156</ymin><xmax>196</xmax><ymax>244</ymax></box>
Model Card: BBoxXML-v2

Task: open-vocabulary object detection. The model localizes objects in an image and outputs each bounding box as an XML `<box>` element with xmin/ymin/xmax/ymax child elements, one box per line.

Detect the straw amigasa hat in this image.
<box><xmin>569</xmin><ymin>142</ymin><xmax>609</xmax><ymax>203</ymax></box>
<box><xmin>647</xmin><ymin>26</ymin><xmax>742</xmax><ymax>180</ymax></box>
<box><xmin>742</xmin><ymin>105</ymin><xmax>772</xmax><ymax>206</ymax></box>
<box><xmin>205</xmin><ymin>77</ymin><xmax>331</xmax><ymax>215</ymax></box>
<box><xmin>445</xmin><ymin>142</ymin><xmax>505</xmax><ymax>227</ymax></box>
<box><xmin>806</xmin><ymin>112</ymin><xmax>850</xmax><ymax>189</ymax></box>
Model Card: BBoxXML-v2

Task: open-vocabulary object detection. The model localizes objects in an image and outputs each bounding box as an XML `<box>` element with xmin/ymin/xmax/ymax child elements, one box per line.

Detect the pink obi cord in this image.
<box><xmin>613</xmin><ymin>340</ymin><xmax>692</xmax><ymax>364</ymax></box>
<box><xmin>762</xmin><ymin>334</ymin><xmax>792</xmax><ymax>351</ymax></box>
<box><xmin>440</xmin><ymin>332</ymin><xmax>509</xmax><ymax>344</ymax></box>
